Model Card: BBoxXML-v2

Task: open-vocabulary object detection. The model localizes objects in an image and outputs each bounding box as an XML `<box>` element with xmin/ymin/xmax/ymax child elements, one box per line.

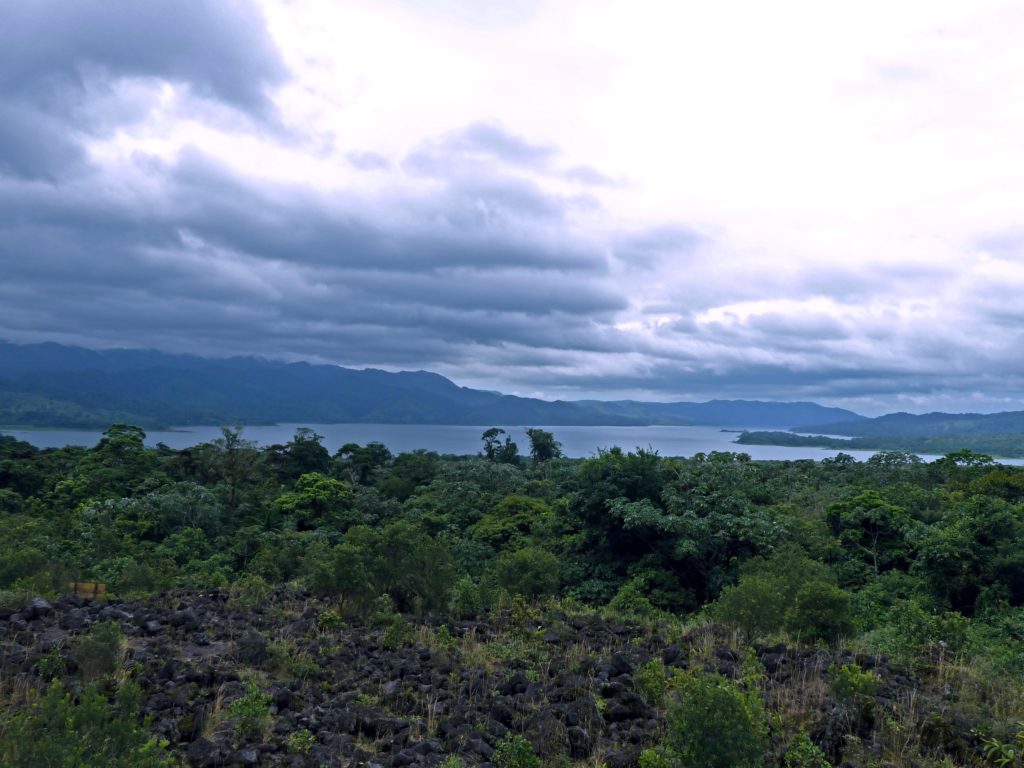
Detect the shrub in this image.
<box><xmin>0</xmin><ymin>546</ymin><xmax>48</xmax><ymax>588</ymax></box>
<box><xmin>639</xmin><ymin>748</ymin><xmax>674</xmax><ymax>768</ymax></box>
<box><xmin>978</xmin><ymin>721</ymin><xmax>1024</xmax><ymax>767</ymax></box>
<box><xmin>229</xmin><ymin>573</ymin><xmax>271</xmax><ymax>609</ymax></box>
<box><xmin>784</xmin><ymin>580</ymin><xmax>854</xmax><ymax>642</ymax></box>
<box><xmin>829</xmin><ymin>663</ymin><xmax>878</xmax><ymax>702</ymax></box>
<box><xmin>494</xmin><ymin>546</ymin><xmax>560</xmax><ymax>598</ymax></box>
<box><xmin>0</xmin><ymin>679</ymin><xmax>174</xmax><ymax>767</ymax></box>
<box><xmin>229</xmin><ymin>680</ymin><xmax>272</xmax><ymax>743</ymax></box>
<box><xmin>269</xmin><ymin>640</ymin><xmax>320</xmax><ymax>680</ymax></box>
<box><xmin>72</xmin><ymin>621</ymin><xmax>122</xmax><ymax>681</ymax></box>
<box><xmin>287</xmin><ymin>728</ymin><xmax>316</xmax><ymax>754</ymax></box>
<box><xmin>493</xmin><ymin>733</ymin><xmax>541</xmax><ymax>768</ymax></box>
<box><xmin>784</xmin><ymin>730</ymin><xmax>832</xmax><ymax>768</ymax></box>
<box><xmin>450</xmin><ymin>576</ymin><xmax>483</xmax><ymax>618</ymax></box>
<box><xmin>382</xmin><ymin>614</ymin><xmax>414</xmax><ymax>650</ymax></box>
<box><xmin>0</xmin><ymin>588</ymin><xmax>33</xmax><ymax>611</ymax></box>
<box><xmin>368</xmin><ymin>594</ymin><xmax>398</xmax><ymax>627</ymax></box>
<box><xmin>636</xmin><ymin>658</ymin><xmax>668</xmax><ymax>707</ymax></box>
<box><xmin>607</xmin><ymin>578</ymin><xmax>658</xmax><ymax>619</ymax></box>
<box><xmin>713</xmin><ymin>551</ymin><xmax>850</xmax><ymax>643</ymax></box>
<box><xmin>662</xmin><ymin>672</ymin><xmax>768</xmax><ymax>768</ymax></box>
<box><xmin>316</xmin><ymin>608</ymin><xmax>346</xmax><ymax>631</ymax></box>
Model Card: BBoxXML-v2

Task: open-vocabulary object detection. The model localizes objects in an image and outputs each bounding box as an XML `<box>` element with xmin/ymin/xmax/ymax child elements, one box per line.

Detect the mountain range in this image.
<box><xmin>794</xmin><ymin>410</ymin><xmax>1024</xmax><ymax>438</ymax></box>
<box><xmin>0</xmin><ymin>340</ymin><xmax>863</xmax><ymax>430</ymax></box>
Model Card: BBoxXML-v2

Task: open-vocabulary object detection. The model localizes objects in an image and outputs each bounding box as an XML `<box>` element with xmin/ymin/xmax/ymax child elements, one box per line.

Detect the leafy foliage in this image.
<box><xmin>662</xmin><ymin>672</ymin><xmax>768</xmax><ymax>768</ymax></box>
<box><xmin>0</xmin><ymin>680</ymin><xmax>175</xmax><ymax>767</ymax></box>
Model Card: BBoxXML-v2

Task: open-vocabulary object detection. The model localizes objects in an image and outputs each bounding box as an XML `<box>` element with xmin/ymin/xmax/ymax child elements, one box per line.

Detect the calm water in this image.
<box><xmin>2</xmin><ymin>422</ymin><xmax>1008</xmax><ymax>463</ymax></box>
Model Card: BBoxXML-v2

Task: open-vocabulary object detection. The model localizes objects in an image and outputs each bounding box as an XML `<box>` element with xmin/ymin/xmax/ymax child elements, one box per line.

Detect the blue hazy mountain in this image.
<box><xmin>793</xmin><ymin>410</ymin><xmax>1024</xmax><ymax>437</ymax></box>
<box><xmin>0</xmin><ymin>340</ymin><xmax>864</xmax><ymax>429</ymax></box>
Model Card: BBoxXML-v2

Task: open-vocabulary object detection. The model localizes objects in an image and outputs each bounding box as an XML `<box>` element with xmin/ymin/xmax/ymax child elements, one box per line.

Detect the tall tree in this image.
<box><xmin>526</xmin><ymin>428</ymin><xmax>562</xmax><ymax>463</ymax></box>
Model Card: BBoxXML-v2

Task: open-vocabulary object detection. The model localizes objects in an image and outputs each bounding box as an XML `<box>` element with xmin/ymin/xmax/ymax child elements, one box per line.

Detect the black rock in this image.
<box><xmin>392</xmin><ymin>749</ymin><xmax>417</xmax><ymax>767</ymax></box>
<box><xmin>490</xmin><ymin>700</ymin><xmax>515</xmax><ymax>725</ymax></box>
<box><xmin>99</xmin><ymin>606</ymin><xmax>133</xmax><ymax>621</ymax></box>
<box><xmin>170</xmin><ymin>609</ymin><xmax>201</xmax><ymax>631</ymax></box>
<box><xmin>187</xmin><ymin>738</ymin><xmax>223</xmax><ymax>767</ymax></box>
<box><xmin>228</xmin><ymin>747</ymin><xmax>260</xmax><ymax>765</ymax></box>
<box><xmin>610</xmin><ymin>652</ymin><xmax>633</xmax><ymax>676</ymax></box>
<box><xmin>468</xmin><ymin>738</ymin><xmax>493</xmax><ymax>758</ymax></box>
<box><xmin>142</xmin><ymin>620</ymin><xmax>162</xmax><ymax>635</ymax></box>
<box><xmin>567</xmin><ymin>726</ymin><xmax>592</xmax><ymax>758</ymax></box>
<box><xmin>236</xmin><ymin>631</ymin><xmax>269</xmax><ymax>663</ymax></box>
<box><xmin>27</xmin><ymin>597</ymin><xmax>54</xmax><ymax>619</ymax></box>
<box><xmin>59</xmin><ymin>608</ymin><xmax>87</xmax><ymax>630</ymax></box>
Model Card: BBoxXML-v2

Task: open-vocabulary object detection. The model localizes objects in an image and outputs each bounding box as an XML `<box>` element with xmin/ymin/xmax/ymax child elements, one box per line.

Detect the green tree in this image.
<box><xmin>274</xmin><ymin>472</ymin><xmax>357</xmax><ymax>531</ymax></box>
<box><xmin>826</xmin><ymin>491</ymin><xmax>914</xmax><ymax>583</ymax></box>
<box><xmin>209</xmin><ymin>426</ymin><xmax>260</xmax><ymax>510</ymax></box>
<box><xmin>480</xmin><ymin>428</ymin><xmax>520</xmax><ymax>464</ymax></box>
<box><xmin>526</xmin><ymin>428</ymin><xmax>562</xmax><ymax>463</ymax></box>
<box><xmin>336</xmin><ymin>441</ymin><xmax>392</xmax><ymax>484</ymax></box>
<box><xmin>915</xmin><ymin>495</ymin><xmax>1024</xmax><ymax>614</ymax></box>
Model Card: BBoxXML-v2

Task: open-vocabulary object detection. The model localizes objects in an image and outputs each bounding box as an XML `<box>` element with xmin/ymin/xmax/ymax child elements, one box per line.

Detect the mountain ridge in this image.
<box><xmin>0</xmin><ymin>340</ymin><xmax>862</xmax><ymax>429</ymax></box>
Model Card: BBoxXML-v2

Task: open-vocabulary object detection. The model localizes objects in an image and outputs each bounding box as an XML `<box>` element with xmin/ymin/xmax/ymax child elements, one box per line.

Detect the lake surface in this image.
<box><xmin>0</xmin><ymin>422</ymin><xmax>1003</xmax><ymax>463</ymax></box>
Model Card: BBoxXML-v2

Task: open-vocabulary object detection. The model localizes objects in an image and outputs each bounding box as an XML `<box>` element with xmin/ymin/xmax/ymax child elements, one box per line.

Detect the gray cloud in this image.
<box><xmin>563</xmin><ymin>165</ymin><xmax>622</xmax><ymax>187</ymax></box>
<box><xmin>0</xmin><ymin>0</ymin><xmax>286</xmax><ymax>115</ymax></box>
<box><xmin>0</xmin><ymin>0</ymin><xmax>286</xmax><ymax>179</ymax></box>
<box><xmin>2</xmin><ymin>0</ymin><xmax>1023</xmax><ymax>414</ymax></box>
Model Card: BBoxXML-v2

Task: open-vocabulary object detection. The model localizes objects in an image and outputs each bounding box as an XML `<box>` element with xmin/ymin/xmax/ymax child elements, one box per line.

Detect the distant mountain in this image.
<box><xmin>0</xmin><ymin>340</ymin><xmax>865</xmax><ymax>429</ymax></box>
<box><xmin>579</xmin><ymin>399</ymin><xmax>865</xmax><ymax>429</ymax></box>
<box><xmin>794</xmin><ymin>410</ymin><xmax>1024</xmax><ymax>438</ymax></box>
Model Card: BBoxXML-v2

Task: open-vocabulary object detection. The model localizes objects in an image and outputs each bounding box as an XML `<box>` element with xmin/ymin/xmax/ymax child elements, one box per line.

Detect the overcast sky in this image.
<box><xmin>2</xmin><ymin>0</ymin><xmax>1023</xmax><ymax>414</ymax></box>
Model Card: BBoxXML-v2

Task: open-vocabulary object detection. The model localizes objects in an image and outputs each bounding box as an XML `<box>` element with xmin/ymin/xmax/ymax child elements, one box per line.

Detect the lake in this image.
<box><xmin>0</xmin><ymin>422</ymin><xmax>998</xmax><ymax>463</ymax></box>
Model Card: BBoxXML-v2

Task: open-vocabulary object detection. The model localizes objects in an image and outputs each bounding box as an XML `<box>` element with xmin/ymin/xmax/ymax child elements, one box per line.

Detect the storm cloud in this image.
<box><xmin>1</xmin><ymin>0</ymin><xmax>1023</xmax><ymax>414</ymax></box>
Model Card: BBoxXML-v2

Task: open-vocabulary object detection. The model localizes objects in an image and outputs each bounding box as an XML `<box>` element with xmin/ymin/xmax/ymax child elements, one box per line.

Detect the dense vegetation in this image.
<box><xmin>2</xmin><ymin>425</ymin><xmax>1024</xmax><ymax>767</ymax></box>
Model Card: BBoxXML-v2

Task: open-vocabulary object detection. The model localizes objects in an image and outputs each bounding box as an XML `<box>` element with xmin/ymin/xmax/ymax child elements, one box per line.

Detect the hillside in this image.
<box><xmin>794</xmin><ymin>410</ymin><xmax>1024</xmax><ymax>438</ymax></box>
<box><xmin>581</xmin><ymin>399</ymin><xmax>865</xmax><ymax>428</ymax></box>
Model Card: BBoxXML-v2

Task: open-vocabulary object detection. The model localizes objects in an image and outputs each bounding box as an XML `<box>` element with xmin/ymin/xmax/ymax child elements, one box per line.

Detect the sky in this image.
<box><xmin>1</xmin><ymin>0</ymin><xmax>1023</xmax><ymax>415</ymax></box>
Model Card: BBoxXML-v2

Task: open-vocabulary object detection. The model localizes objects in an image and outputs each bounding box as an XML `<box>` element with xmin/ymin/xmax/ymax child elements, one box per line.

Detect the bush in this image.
<box><xmin>784</xmin><ymin>729</ymin><xmax>832</xmax><ymax>768</ymax></box>
<box><xmin>316</xmin><ymin>608</ymin><xmax>346</xmax><ymax>632</ymax></box>
<box><xmin>494</xmin><ymin>546</ymin><xmax>560</xmax><ymax>598</ymax></box>
<box><xmin>607</xmin><ymin>578</ymin><xmax>658</xmax><ymax>619</ymax></box>
<box><xmin>381</xmin><ymin>614</ymin><xmax>414</xmax><ymax>650</ymax></box>
<box><xmin>0</xmin><ymin>546</ymin><xmax>48</xmax><ymax>588</ymax></box>
<box><xmin>636</xmin><ymin>658</ymin><xmax>668</xmax><ymax>707</ymax></box>
<box><xmin>493</xmin><ymin>733</ymin><xmax>541</xmax><ymax>768</ymax></box>
<box><xmin>72</xmin><ymin>621</ymin><xmax>122</xmax><ymax>681</ymax></box>
<box><xmin>784</xmin><ymin>581</ymin><xmax>854</xmax><ymax>642</ymax></box>
<box><xmin>450</xmin><ymin>575</ymin><xmax>484</xmax><ymax>618</ymax></box>
<box><xmin>978</xmin><ymin>721</ymin><xmax>1024</xmax><ymax>767</ymax></box>
<box><xmin>639</xmin><ymin>748</ymin><xmax>674</xmax><ymax>768</ymax></box>
<box><xmin>229</xmin><ymin>680</ymin><xmax>272</xmax><ymax>743</ymax></box>
<box><xmin>229</xmin><ymin>573</ymin><xmax>271</xmax><ymax>609</ymax></box>
<box><xmin>287</xmin><ymin>728</ymin><xmax>316</xmax><ymax>754</ymax></box>
<box><xmin>713</xmin><ymin>551</ymin><xmax>850</xmax><ymax>642</ymax></box>
<box><xmin>662</xmin><ymin>672</ymin><xmax>768</xmax><ymax>768</ymax></box>
<box><xmin>829</xmin><ymin>663</ymin><xmax>878</xmax><ymax>703</ymax></box>
<box><xmin>0</xmin><ymin>679</ymin><xmax>174</xmax><ymax>767</ymax></box>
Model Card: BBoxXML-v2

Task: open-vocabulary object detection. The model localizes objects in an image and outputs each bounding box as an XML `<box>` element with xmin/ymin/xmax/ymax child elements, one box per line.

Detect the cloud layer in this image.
<box><xmin>2</xmin><ymin>0</ymin><xmax>1024</xmax><ymax>414</ymax></box>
